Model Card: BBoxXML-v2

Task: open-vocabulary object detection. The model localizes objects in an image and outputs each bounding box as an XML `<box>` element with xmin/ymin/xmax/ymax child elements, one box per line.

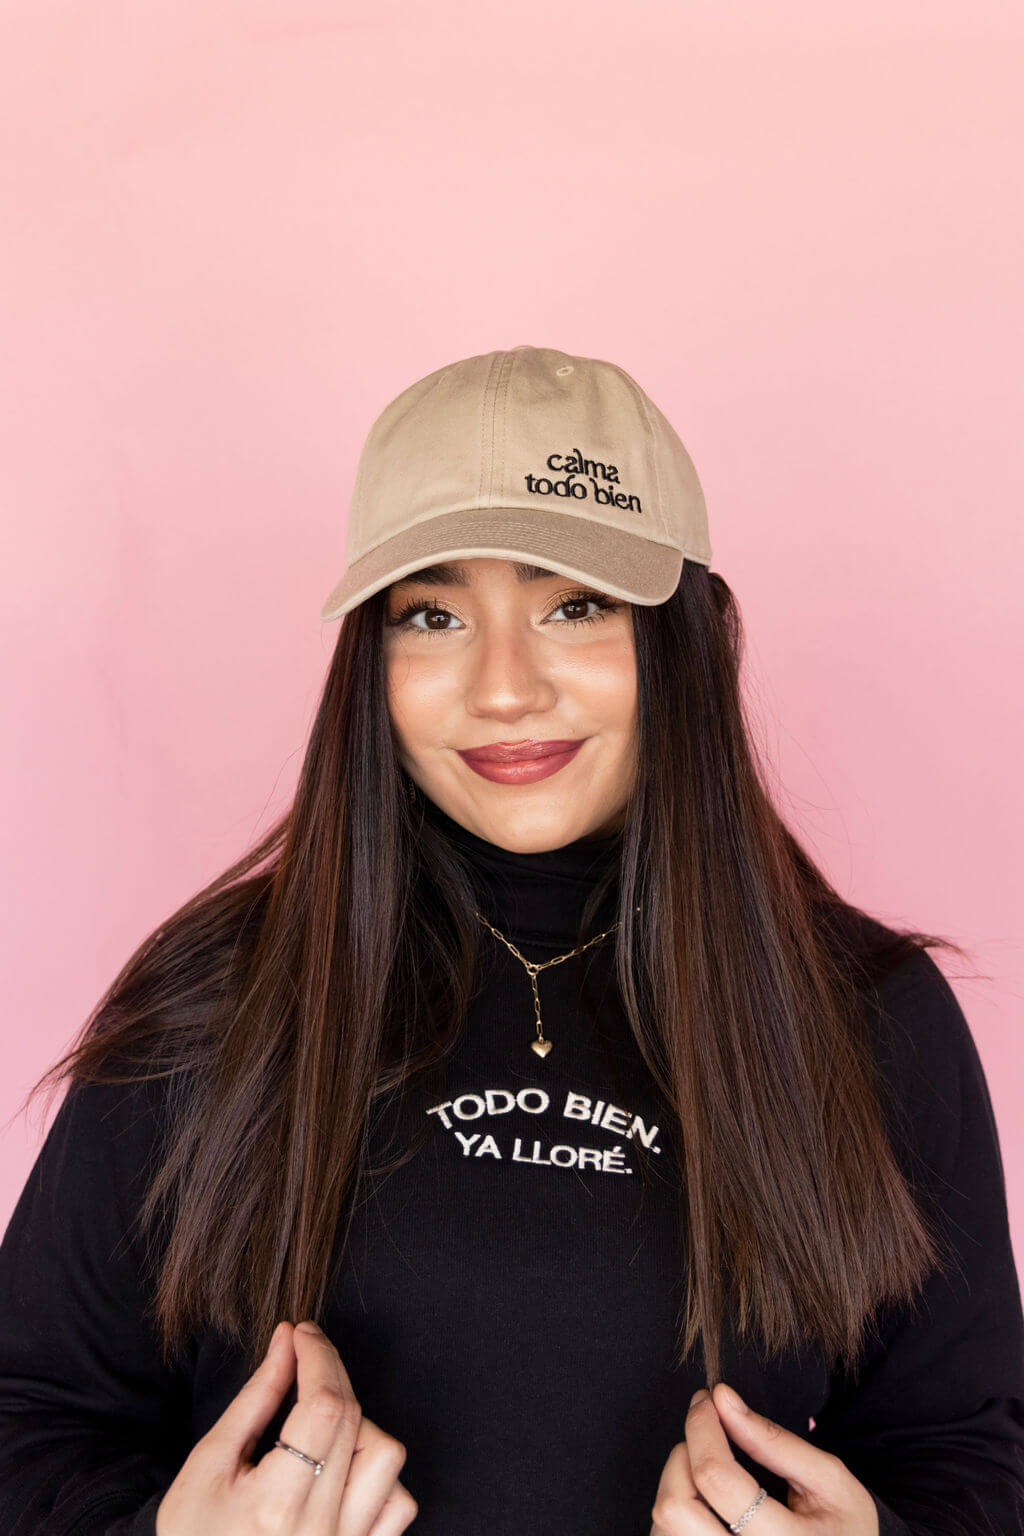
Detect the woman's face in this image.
<box><xmin>382</xmin><ymin>556</ymin><xmax>637</xmax><ymax>850</ymax></box>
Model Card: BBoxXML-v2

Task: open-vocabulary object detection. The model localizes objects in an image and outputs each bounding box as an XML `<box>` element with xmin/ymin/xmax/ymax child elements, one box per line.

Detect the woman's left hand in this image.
<box><xmin>649</xmin><ymin>1384</ymin><xmax>879</xmax><ymax>1535</ymax></box>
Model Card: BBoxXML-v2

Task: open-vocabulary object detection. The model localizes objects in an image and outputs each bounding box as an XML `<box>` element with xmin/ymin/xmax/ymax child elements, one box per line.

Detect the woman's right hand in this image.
<box><xmin>155</xmin><ymin>1318</ymin><xmax>418</xmax><ymax>1534</ymax></box>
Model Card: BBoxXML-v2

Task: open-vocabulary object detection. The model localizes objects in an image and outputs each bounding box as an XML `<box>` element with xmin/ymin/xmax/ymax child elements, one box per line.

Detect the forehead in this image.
<box><xmin>387</xmin><ymin>561</ymin><xmax>559</xmax><ymax>593</ymax></box>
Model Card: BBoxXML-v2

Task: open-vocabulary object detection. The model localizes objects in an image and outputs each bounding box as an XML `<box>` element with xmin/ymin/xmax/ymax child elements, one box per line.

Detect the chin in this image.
<box><xmin>481</xmin><ymin>806</ymin><xmax>617</xmax><ymax>849</ymax></box>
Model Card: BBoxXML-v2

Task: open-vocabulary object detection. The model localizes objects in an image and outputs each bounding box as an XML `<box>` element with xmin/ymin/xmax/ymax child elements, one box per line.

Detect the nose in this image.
<box><xmin>461</xmin><ymin>625</ymin><xmax>558</xmax><ymax>726</ymax></box>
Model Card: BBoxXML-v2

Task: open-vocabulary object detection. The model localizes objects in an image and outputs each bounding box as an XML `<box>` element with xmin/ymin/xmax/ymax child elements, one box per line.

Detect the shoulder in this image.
<box><xmin>40</xmin><ymin>1060</ymin><xmax>181</xmax><ymax>1233</ymax></box>
<box><xmin>824</xmin><ymin>904</ymin><xmax>976</xmax><ymax>1079</ymax></box>
<box><xmin>859</xmin><ymin>942</ymin><xmax>1002</xmax><ymax>1198</ymax></box>
<box><xmin>59</xmin><ymin>1054</ymin><xmax>176</xmax><ymax>1135</ymax></box>
<box><xmin>869</xmin><ymin>941</ymin><xmax>974</xmax><ymax>1078</ymax></box>
<box><xmin>869</xmin><ymin>943</ymin><xmax>984</xmax><ymax>1116</ymax></box>
<box><xmin>824</xmin><ymin>905</ymin><xmax>999</xmax><ymax>1187</ymax></box>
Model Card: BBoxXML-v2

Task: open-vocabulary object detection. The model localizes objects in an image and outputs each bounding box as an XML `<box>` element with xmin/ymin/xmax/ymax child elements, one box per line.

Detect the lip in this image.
<box><xmin>456</xmin><ymin>737</ymin><xmax>587</xmax><ymax>785</ymax></box>
<box><xmin>458</xmin><ymin>738</ymin><xmax>584</xmax><ymax>764</ymax></box>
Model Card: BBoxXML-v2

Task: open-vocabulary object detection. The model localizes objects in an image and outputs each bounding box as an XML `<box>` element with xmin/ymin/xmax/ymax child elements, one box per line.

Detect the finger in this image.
<box><xmin>317</xmin><ymin>1411</ymin><xmax>409</xmax><ymax>1535</ymax></box>
<box><xmin>711</xmin><ymin>1383</ymin><xmax>850</xmax><ymax>1508</ymax></box>
<box><xmin>357</xmin><ymin>1475</ymin><xmax>420</xmax><ymax>1536</ymax></box>
<box><xmin>650</xmin><ymin>1439</ymin><xmax>743</xmax><ymax>1534</ymax></box>
<box><xmin>281</xmin><ymin>1325</ymin><xmax>417</xmax><ymax>1536</ymax></box>
<box><xmin>203</xmin><ymin>1320</ymin><xmax>297</xmax><ymax>1475</ymax></box>
<box><xmin>294</xmin><ymin>1318</ymin><xmax>417</xmax><ymax>1536</ymax></box>
<box><xmin>252</xmin><ymin>1320</ymin><xmax>362</xmax><ymax>1520</ymax></box>
<box><xmin>685</xmin><ymin>1391</ymin><xmax>789</xmax><ymax>1533</ymax></box>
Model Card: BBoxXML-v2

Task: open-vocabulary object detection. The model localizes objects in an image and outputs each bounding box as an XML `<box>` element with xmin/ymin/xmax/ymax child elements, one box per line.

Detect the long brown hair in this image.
<box><xmin>13</xmin><ymin>561</ymin><xmax>972</xmax><ymax>1388</ymax></box>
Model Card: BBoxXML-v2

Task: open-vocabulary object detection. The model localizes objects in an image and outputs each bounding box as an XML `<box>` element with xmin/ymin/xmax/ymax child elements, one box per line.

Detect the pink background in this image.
<box><xmin>2</xmin><ymin>3</ymin><xmax>1022</xmax><ymax>1269</ymax></box>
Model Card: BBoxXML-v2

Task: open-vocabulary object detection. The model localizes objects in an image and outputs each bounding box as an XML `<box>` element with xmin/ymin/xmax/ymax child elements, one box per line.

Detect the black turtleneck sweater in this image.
<box><xmin>1</xmin><ymin>800</ymin><xmax>1023</xmax><ymax>1534</ymax></box>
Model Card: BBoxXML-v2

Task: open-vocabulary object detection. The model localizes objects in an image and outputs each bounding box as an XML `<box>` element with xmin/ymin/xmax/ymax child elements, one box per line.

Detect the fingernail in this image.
<box><xmin>718</xmin><ymin>1384</ymin><xmax>748</xmax><ymax>1413</ymax></box>
<box><xmin>689</xmin><ymin>1388</ymin><xmax>709</xmax><ymax>1407</ymax></box>
<box><xmin>296</xmin><ymin>1320</ymin><xmax>321</xmax><ymax>1334</ymax></box>
<box><xmin>266</xmin><ymin>1322</ymin><xmax>284</xmax><ymax>1354</ymax></box>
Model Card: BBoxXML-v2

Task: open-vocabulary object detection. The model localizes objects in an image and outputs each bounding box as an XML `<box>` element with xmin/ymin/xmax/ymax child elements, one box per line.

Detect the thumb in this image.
<box><xmin>206</xmin><ymin>1320</ymin><xmax>297</xmax><ymax>1471</ymax></box>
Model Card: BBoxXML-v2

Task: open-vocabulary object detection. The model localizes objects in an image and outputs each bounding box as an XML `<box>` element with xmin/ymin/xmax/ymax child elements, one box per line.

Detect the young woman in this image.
<box><xmin>1</xmin><ymin>345</ymin><xmax>1022</xmax><ymax>1536</ymax></box>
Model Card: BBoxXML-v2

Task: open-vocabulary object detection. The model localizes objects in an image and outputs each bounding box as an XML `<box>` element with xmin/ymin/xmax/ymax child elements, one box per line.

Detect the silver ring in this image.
<box><xmin>274</xmin><ymin>1437</ymin><xmax>326</xmax><ymax>1475</ymax></box>
<box><xmin>729</xmin><ymin>1485</ymin><xmax>767</xmax><ymax>1531</ymax></box>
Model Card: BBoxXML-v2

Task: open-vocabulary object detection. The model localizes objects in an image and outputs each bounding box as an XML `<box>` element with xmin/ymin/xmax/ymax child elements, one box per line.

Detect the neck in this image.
<box><xmin>417</xmin><ymin>793</ymin><xmax>623</xmax><ymax>949</ymax></box>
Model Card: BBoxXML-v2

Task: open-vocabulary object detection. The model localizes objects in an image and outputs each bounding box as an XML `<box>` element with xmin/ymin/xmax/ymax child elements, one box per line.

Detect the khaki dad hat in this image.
<box><xmin>319</xmin><ymin>344</ymin><xmax>712</xmax><ymax>623</ymax></box>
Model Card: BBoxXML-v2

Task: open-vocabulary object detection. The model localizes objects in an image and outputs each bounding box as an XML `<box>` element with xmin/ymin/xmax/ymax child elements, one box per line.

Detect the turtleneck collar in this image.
<box><xmin>418</xmin><ymin>791</ymin><xmax>623</xmax><ymax>948</ymax></box>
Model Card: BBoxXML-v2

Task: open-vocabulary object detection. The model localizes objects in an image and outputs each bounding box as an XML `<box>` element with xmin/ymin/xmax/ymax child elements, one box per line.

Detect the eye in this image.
<box><xmin>550</xmin><ymin>591</ymin><xmax>621</xmax><ymax>627</ymax></box>
<box><xmin>385</xmin><ymin>596</ymin><xmax>464</xmax><ymax>636</ymax></box>
<box><xmin>384</xmin><ymin>588</ymin><xmax>622</xmax><ymax>638</ymax></box>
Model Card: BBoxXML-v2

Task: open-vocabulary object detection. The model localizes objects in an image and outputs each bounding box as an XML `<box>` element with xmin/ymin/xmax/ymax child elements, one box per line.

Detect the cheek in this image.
<box><xmin>384</xmin><ymin>650</ymin><xmax>457</xmax><ymax>741</ymax></box>
<box><xmin>560</xmin><ymin>644</ymin><xmax>637</xmax><ymax>728</ymax></box>
<box><xmin>609</xmin><ymin>655</ymin><xmax>638</xmax><ymax>721</ymax></box>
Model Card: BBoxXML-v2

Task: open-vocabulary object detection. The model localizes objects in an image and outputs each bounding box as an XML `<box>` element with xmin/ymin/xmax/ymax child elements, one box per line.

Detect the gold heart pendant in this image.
<box><xmin>531</xmin><ymin>1038</ymin><xmax>553</xmax><ymax>1057</ymax></box>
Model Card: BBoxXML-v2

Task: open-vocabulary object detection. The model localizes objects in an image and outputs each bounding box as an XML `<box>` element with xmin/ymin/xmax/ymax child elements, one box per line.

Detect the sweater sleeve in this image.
<box><xmin>0</xmin><ymin>1071</ymin><xmax>194</xmax><ymax>1535</ymax></box>
<box><xmin>809</xmin><ymin>949</ymin><xmax>1024</xmax><ymax>1535</ymax></box>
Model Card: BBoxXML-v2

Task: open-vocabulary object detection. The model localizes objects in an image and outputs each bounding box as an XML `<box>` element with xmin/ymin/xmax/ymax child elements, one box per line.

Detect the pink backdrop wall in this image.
<box><xmin>2</xmin><ymin>4</ymin><xmax>1022</xmax><ymax>1265</ymax></box>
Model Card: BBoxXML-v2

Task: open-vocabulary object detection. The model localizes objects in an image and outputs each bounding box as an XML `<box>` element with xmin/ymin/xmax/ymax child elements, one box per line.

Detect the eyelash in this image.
<box><xmin>387</xmin><ymin>588</ymin><xmax>622</xmax><ymax>637</ymax></box>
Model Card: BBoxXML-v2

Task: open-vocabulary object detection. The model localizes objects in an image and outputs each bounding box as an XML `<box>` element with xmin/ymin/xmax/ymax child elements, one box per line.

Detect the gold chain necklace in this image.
<box><xmin>473</xmin><ymin>905</ymin><xmax>640</xmax><ymax>1057</ymax></box>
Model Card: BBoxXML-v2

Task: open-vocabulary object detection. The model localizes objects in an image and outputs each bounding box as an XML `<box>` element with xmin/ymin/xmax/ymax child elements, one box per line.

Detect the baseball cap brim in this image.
<box><xmin>319</xmin><ymin>506</ymin><xmax>687</xmax><ymax>622</ymax></box>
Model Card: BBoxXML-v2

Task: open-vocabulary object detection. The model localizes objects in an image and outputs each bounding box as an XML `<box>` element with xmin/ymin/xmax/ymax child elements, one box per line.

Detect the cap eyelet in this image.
<box><xmin>555</xmin><ymin>365</ymin><xmax>574</xmax><ymax>376</ymax></box>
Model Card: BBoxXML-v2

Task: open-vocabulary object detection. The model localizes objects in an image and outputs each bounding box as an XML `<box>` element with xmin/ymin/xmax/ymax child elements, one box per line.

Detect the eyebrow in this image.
<box><xmin>387</xmin><ymin>561</ymin><xmax>559</xmax><ymax>592</ymax></box>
